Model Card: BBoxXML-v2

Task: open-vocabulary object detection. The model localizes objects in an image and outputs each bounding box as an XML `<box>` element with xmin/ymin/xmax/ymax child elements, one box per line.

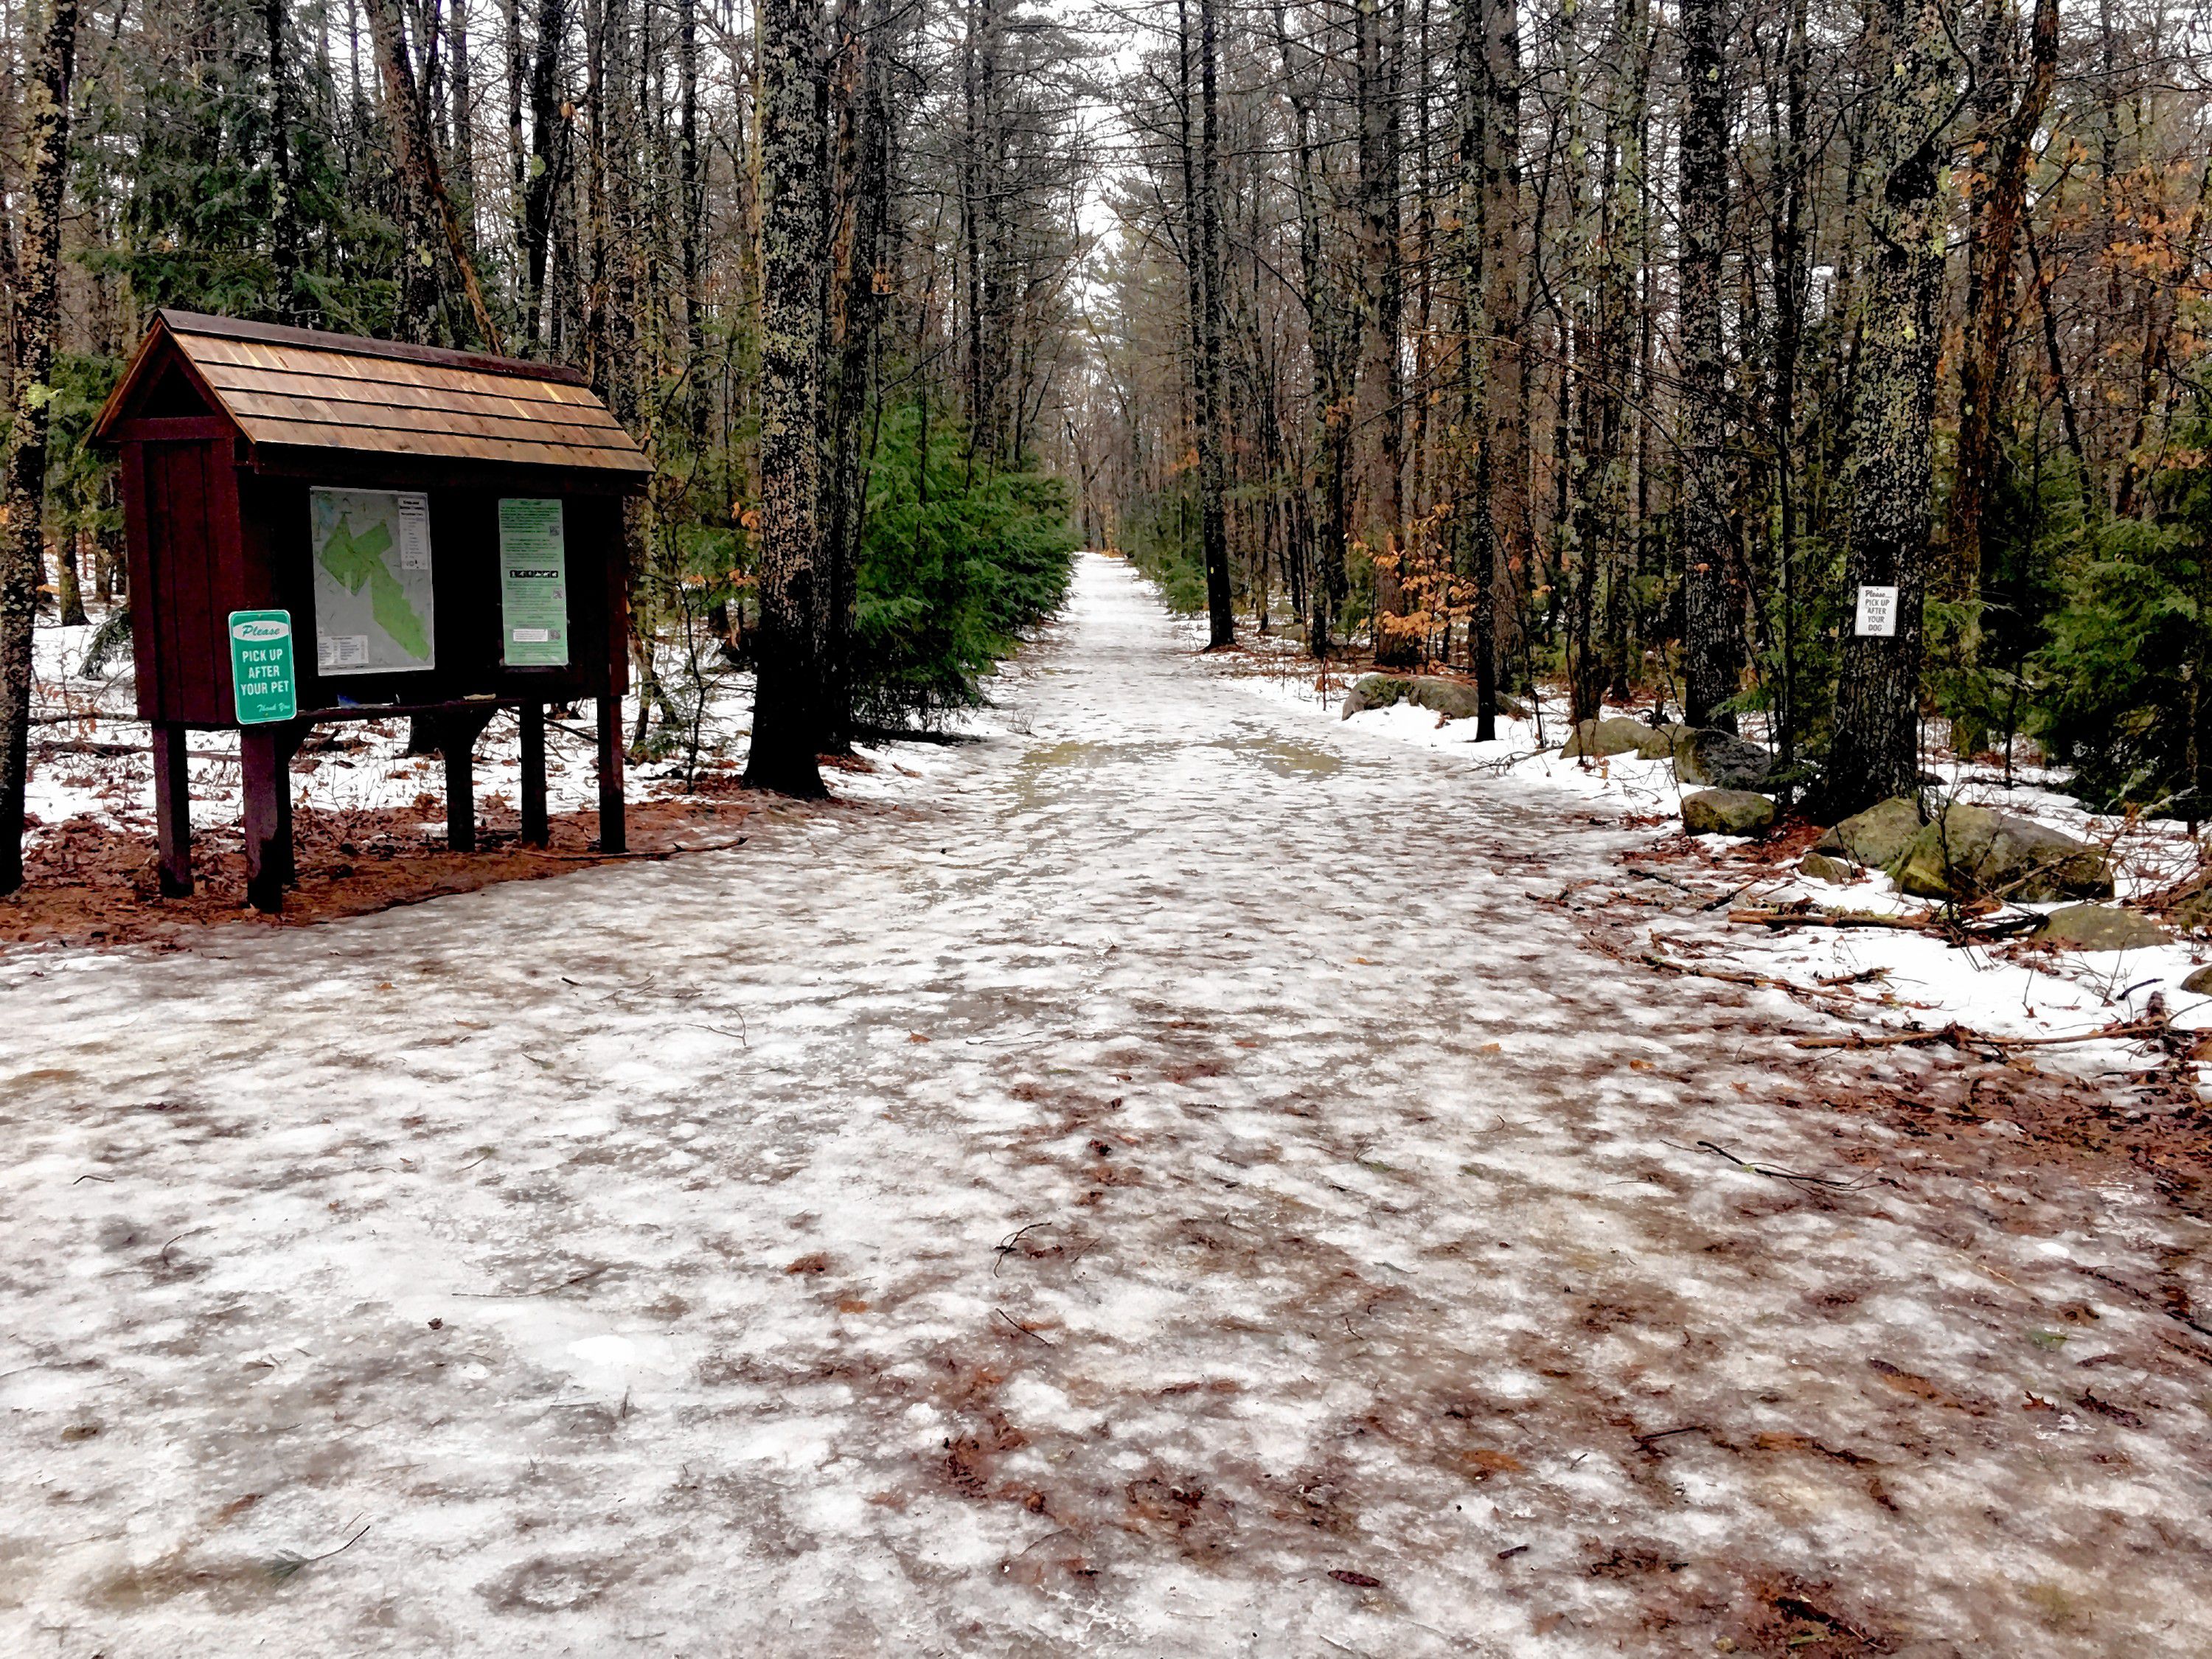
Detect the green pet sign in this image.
<box><xmin>228</xmin><ymin>609</ymin><xmax>297</xmax><ymax>725</ymax></box>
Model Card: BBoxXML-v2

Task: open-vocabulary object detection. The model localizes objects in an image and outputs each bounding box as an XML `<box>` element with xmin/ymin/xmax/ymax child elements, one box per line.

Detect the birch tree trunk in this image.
<box><xmin>0</xmin><ymin>0</ymin><xmax>79</xmax><ymax>894</ymax></box>
<box><xmin>1826</xmin><ymin>0</ymin><xmax>1958</xmax><ymax>815</ymax></box>
<box><xmin>742</xmin><ymin>0</ymin><xmax>829</xmax><ymax>797</ymax></box>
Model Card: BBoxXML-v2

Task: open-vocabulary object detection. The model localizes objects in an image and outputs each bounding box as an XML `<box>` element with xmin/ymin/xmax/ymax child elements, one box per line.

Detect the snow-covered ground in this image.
<box><xmin>1231</xmin><ymin>656</ymin><xmax>2212</xmax><ymax>1079</ymax></box>
<box><xmin>3</xmin><ymin>556</ymin><xmax>2209</xmax><ymax>1656</ymax></box>
<box><xmin>22</xmin><ymin>613</ymin><xmax>780</xmax><ymax>846</ymax></box>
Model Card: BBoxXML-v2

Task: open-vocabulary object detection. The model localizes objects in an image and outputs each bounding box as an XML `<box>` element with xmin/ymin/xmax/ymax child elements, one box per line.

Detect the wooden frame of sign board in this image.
<box><xmin>94</xmin><ymin>310</ymin><xmax>653</xmax><ymax>911</ymax></box>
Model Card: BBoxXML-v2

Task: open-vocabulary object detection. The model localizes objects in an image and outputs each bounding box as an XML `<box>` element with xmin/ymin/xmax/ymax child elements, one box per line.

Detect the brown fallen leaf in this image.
<box><xmin>1867</xmin><ymin>1357</ymin><xmax>1972</xmax><ymax>1410</ymax></box>
<box><xmin>1329</xmin><ymin>1569</ymin><xmax>1382</xmax><ymax>1588</ymax></box>
<box><xmin>2075</xmin><ymin>1392</ymin><xmax>2144</xmax><ymax>1428</ymax></box>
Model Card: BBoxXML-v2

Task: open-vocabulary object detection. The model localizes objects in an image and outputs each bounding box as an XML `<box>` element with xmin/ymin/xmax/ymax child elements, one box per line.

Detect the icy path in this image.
<box><xmin>3</xmin><ymin>556</ymin><xmax>2208</xmax><ymax>1657</ymax></box>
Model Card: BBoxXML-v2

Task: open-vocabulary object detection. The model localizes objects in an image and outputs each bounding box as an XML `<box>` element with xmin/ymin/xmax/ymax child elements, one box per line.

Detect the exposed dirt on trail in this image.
<box><xmin>0</xmin><ymin>783</ymin><xmax>790</xmax><ymax>953</ymax></box>
<box><xmin>1</xmin><ymin>555</ymin><xmax>2208</xmax><ymax>1658</ymax></box>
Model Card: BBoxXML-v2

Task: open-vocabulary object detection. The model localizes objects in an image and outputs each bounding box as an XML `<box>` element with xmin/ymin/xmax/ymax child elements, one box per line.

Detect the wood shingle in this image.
<box><xmin>96</xmin><ymin>310</ymin><xmax>653</xmax><ymax>479</ymax></box>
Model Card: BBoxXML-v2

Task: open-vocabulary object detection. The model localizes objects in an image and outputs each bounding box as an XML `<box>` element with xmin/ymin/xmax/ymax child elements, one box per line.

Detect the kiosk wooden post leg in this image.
<box><xmin>152</xmin><ymin>722</ymin><xmax>193</xmax><ymax>897</ymax></box>
<box><xmin>440</xmin><ymin>713</ymin><xmax>489</xmax><ymax>853</ymax></box>
<box><xmin>240</xmin><ymin>730</ymin><xmax>287</xmax><ymax>914</ymax></box>
<box><xmin>596</xmin><ymin>694</ymin><xmax>626</xmax><ymax>854</ymax></box>
<box><xmin>519</xmin><ymin>703</ymin><xmax>549</xmax><ymax>847</ymax></box>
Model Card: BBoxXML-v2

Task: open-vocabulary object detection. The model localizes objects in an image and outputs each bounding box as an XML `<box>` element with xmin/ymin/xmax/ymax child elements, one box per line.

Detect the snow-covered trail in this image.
<box><xmin>2</xmin><ymin>554</ymin><xmax>2207</xmax><ymax>1657</ymax></box>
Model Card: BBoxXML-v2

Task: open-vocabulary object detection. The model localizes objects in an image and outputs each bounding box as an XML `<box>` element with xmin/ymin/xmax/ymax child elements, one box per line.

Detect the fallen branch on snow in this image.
<box><xmin>1730</xmin><ymin>905</ymin><xmax>2042</xmax><ymax>942</ymax></box>
<box><xmin>1687</xmin><ymin>1138</ymin><xmax>1864</xmax><ymax>1189</ymax></box>
<box><xmin>1792</xmin><ymin>1017</ymin><xmax>2168</xmax><ymax>1054</ymax></box>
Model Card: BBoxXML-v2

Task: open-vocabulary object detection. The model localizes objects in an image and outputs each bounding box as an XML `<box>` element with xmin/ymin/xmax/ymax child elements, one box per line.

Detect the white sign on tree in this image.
<box><xmin>1854</xmin><ymin>584</ymin><xmax>1899</xmax><ymax>638</ymax></box>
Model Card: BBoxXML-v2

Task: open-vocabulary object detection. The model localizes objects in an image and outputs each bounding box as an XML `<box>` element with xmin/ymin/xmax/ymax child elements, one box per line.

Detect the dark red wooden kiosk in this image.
<box><xmin>94</xmin><ymin>310</ymin><xmax>653</xmax><ymax>911</ymax></box>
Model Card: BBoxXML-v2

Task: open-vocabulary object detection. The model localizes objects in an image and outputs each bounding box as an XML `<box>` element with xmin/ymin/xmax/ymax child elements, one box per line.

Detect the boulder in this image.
<box><xmin>1681</xmin><ymin>788</ymin><xmax>1776</xmax><ymax>838</ymax></box>
<box><xmin>2033</xmin><ymin>904</ymin><xmax>2171</xmax><ymax>952</ymax></box>
<box><xmin>1800</xmin><ymin>850</ymin><xmax>1858</xmax><ymax>884</ymax></box>
<box><xmin>1670</xmin><ymin>727</ymin><xmax>1774</xmax><ymax>792</ymax></box>
<box><xmin>1563</xmin><ymin>716</ymin><xmax>1658</xmax><ymax>759</ymax></box>
<box><xmin>2182</xmin><ymin>964</ymin><xmax>2212</xmax><ymax>995</ymax></box>
<box><xmin>1889</xmin><ymin>804</ymin><xmax>2112</xmax><ymax>902</ymax></box>
<box><xmin>1809</xmin><ymin>796</ymin><xmax>1924</xmax><ymax>874</ymax></box>
<box><xmin>1340</xmin><ymin>675</ymin><xmax>1414</xmax><ymax>718</ymax></box>
<box><xmin>1408</xmin><ymin>678</ymin><xmax>1484</xmax><ymax>720</ymax></box>
<box><xmin>1340</xmin><ymin>673</ymin><xmax>1504</xmax><ymax>723</ymax></box>
<box><xmin>2166</xmin><ymin>882</ymin><xmax>2212</xmax><ymax>934</ymax></box>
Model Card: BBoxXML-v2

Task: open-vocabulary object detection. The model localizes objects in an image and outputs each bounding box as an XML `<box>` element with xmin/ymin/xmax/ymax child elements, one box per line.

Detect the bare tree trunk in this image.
<box><xmin>822</xmin><ymin>0</ymin><xmax>892</xmax><ymax>742</ymax></box>
<box><xmin>1195</xmin><ymin>0</ymin><xmax>1234</xmax><ymax>647</ymax></box>
<box><xmin>1948</xmin><ymin>0</ymin><xmax>2058</xmax><ymax>598</ymax></box>
<box><xmin>268</xmin><ymin>0</ymin><xmax>304</xmax><ymax>317</ymax></box>
<box><xmin>1357</xmin><ymin>0</ymin><xmax>1410</xmax><ymax>665</ymax></box>
<box><xmin>1771</xmin><ymin>0</ymin><xmax>1810</xmax><ymax>792</ymax></box>
<box><xmin>521</xmin><ymin>0</ymin><xmax>569</xmax><ymax>347</ymax></box>
<box><xmin>55</xmin><ymin>534</ymin><xmax>88</xmax><ymax>628</ymax></box>
<box><xmin>1271</xmin><ymin>0</ymin><xmax>1346</xmax><ymax>659</ymax></box>
<box><xmin>451</xmin><ymin>0</ymin><xmax>477</xmax><ymax>217</ymax></box>
<box><xmin>742</xmin><ymin>0</ymin><xmax>828</xmax><ymax>797</ymax></box>
<box><xmin>0</xmin><ymin>0</ymin><xmax>79</xmax><ymax>894</ymax></box>
<box><xmin>1476</xmin><ymin>0</ymin><xmax>1528</xmax><ymax>731</ymax></box>
<box><xmin>1678</xmin><ymin>0</ymin><xmax>1737</xmax><ymax>730</ymax></box>
<box><xmin>365</xmin><ymin>0</ymin><xmax>506</xmax><ymax>350</ymax></box>
<box><xmin>1826</xmin><ymin>0</ymin><xmax>1958</xmax><ymax>816</ymax></box>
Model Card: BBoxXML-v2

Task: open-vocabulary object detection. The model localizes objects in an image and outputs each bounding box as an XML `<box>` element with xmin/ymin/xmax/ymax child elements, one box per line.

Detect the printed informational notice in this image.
<box><xmin>498</xmin><ymin>498</ymin><xmax>570</xmax><ymax>667</ymax></box>
<box><xmin>310</xmin><ymin>488</ymin><xmax>437</xmax><ymax>674</ymax></box>
<box><xmin>1854</xmin><ymin>584</ymin><xmax>1899</xmax><ymax>638</ymax></box>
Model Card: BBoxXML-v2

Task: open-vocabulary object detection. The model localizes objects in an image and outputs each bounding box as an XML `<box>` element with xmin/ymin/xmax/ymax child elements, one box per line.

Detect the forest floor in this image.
<box><xmin>3</xmin><ymin>554</ymin><xmax>2211</xmax><ymax>1658</ymax></box>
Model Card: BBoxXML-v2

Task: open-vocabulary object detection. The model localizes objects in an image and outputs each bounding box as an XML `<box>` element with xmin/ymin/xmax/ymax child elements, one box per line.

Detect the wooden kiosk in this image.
<box><xmin>94</xmin><ymin>310</ymin><xmax>653</xmax><ymax>911</ymax></box>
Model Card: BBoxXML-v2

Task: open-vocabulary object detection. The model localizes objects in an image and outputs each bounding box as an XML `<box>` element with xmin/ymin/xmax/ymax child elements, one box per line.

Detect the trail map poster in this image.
<box><xmin>310</xmin><ymin>488</ymin><xmax>437</xmax><ymax>675</ymax></box>
<box><xmin>498</xmin><ymin>498</ymin><xmax>569</xmax><ymax>667</ymax></box>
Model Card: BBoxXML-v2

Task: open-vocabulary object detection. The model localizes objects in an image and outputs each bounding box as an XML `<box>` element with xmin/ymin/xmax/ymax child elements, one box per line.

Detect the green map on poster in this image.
<box><xmin>499</xmin><ymin>498</ymin><xmax>569</xmax><ymax>667</ymax></box>
<box><xmin>310</xmin><ymin>488</ymin><xmax>436</xmax><ymax>675</ymax></box>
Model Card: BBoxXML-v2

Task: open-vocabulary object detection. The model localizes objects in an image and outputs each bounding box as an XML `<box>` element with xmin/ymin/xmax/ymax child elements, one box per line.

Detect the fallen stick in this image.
<box><xmin>1731</xmin><ymin>907</ymin><xmax>1936</xmax><ymax>932</ymax></box>
<box><xmin>1640</xmin><ymin>952</ymin><xmax>1778</xmax><ymax>990</ymax></box>
<box><xmin>995</xmin><ymin>1308</ymin><xmax>1057</xmax><ymax>1347</ymax></box>
<box><xmin>1731</xmin><ymin>906</ymin><xmax>2044</xmax><ymax>942</ymax></box>
<box><xmin>526</xmin><ymin>836</ymin><xmax>751</xmax><ymax>863</ymax></box>
<box><xmin>1793</xmin><ymin>1018</ymin><xmax>2166</xmax><ymax>1053</ymax></box>
<box><xmin>1691</xmin><ymin>1139</ymin><xmax>1862</xmax><ymax>1189</ymax></box>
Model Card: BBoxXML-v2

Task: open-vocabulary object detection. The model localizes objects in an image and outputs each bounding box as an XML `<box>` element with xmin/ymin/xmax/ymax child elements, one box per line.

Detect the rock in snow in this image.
<box><xmin>1890</xmin><ymin>801</ymin><xmax>2112</xmax><ymax>901</ymax></box>
<box><xmin>1809</xmin><ymin>796</ymin><xmax>1924</xmax><ymax>874</ymax></box>
<box><xmin>1562</xmin><ymin>715</ymin><xmax>1672</xmax><ymax>759</ymax></box>
<box><xmin>2033</xmin><ymin>903</ymin><xmax>2171</xmax><ymax>951</ymax></box>
<box><xmin>1339</xmin><ymin>673</ymin><xmax>1525</xmax><ymax>722</ymax></box>
<box><xmin>1668</xmin><ymin>727</ymin><xmax>1774</xmax><ymax>792</ymax></box>
<box><xmin>1680</xmin><ymin>787</ymin><xmax>1776</xmax><ymax>837</ymax></box>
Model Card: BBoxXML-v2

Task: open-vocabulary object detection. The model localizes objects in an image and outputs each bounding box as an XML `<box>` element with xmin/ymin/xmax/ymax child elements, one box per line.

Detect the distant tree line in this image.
<box><xmin>1077</xmin><ymin>0</ymin><xmax>2212</xmax><ymax>824</ymax></box>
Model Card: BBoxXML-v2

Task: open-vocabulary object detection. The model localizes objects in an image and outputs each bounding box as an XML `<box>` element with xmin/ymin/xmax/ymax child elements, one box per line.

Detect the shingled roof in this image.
<box><xmin>96</xmin><ymin>310</ymin><xmax>653</xmax><ymax>479</ymax></box>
